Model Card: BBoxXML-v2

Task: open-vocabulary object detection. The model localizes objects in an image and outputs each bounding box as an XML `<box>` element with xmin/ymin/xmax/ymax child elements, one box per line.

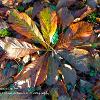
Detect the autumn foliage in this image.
<box><xmin>0</xmin><ymin>0</ymin><xmax>100</xmax><ymax>100</ymax></box>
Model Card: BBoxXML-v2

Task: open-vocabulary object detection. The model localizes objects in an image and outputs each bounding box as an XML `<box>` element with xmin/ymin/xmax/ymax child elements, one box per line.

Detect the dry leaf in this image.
<box><xmin>57</xmin><ymin>7</ymin><xmax>74</xmax><ymax>28</ymax></box>
<box><xmin>74</xmin><ymin>6</ymin><xmax>96</xmax><ymax>22</ymax></box>
<box><xmin>8</xmin><ymin>9</ymin><xmax>46</xmax><ymax>48</ymax></box>
<box><xmin>56</xmin><ymin>21</ymin><xmax>93</xmax><ymax>49</ymax></box>
<box><xmin>61</xmin><ymin>64</ymin><xmax>77</xmax><ymax>85</ymax></box>
<box><xmin>93</xmin><ymin>80</ymin><xmax>100</xmax><ymax>99</ymax></box>
<box><xmin>14</xmin><ymin>54</ymin><xmax>48</xmax><ymax>88</ymax></box>
<box><xmin>0</xmin><ymin>37</ymin><xmax>40</xmax><ymax>59</ymax></box>
<box><xmin>32</xmin><ymin>1</ymin><xmax>44</xmax><ymax>18</ymax></box>
<box><xmin>87</xmin><ymin>0</ymin><xmax>97</xmax><ymax>9</ymax></box>
<box><xmin>57</xmin><ymin>49</ymin><xmax>90</xmax><ymax>72</ymax></box>
<box><xmin>46</xmin><ymin>55</ymin><xmax>59</xmax><ymax>85</ymax></box>
<box><xmin>70</xmin><ymin>21</ymin><xmax>94</xmax><ymax>39</ymax></box>
<box><xmin>56</xmin><ymin>0</ymin><xmax>76</xmax><ymax>10</ymax></box>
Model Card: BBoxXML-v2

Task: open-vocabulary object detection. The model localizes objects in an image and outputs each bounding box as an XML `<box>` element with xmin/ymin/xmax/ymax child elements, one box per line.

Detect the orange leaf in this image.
<box><xmin>70</xmin><ymin>21</ymin><xmax>94</xmax><ymax>39</ymax></box>
<box><xmin>56</xmin><ymin>21</ymin><xmax>93</xmax><ymax>49</ymax></box>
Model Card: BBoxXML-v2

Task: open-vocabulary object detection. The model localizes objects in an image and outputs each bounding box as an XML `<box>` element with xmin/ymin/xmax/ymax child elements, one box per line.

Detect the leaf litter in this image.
<box><xmin>0</xmin><ymin>0</ymin><xmax>100</xmax><ymax>100</ymax></box>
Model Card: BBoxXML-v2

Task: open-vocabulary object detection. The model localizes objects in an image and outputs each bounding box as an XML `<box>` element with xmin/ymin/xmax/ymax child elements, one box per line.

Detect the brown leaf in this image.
<box><xmin>57</xmin><ymin>7</ymin><xmax>74</xmax><ymax>28</ymax></box>
<box><xmin>57</xmin><ymin>80</ymin><xmax>68</xmax><ymax>95</ymax></box>
<box><xmin>87</xmin><ymin>0</ymin><xmax>97</xmax><ymax>9</ymax></box>
<box><xmin>14</xmin><ymin>53</ymin><xmax>48</xmax><ymax>88</ymax></box>
<box><xmin>46</xmin><ymin>55</ymin><xmax>59</xmax><ymax>85</ymax></box>
<box><xmin>73</xmin><ymin>6</ymin><xmax>89</xmax><ymax>18</ymax></box>
<box><xmin>56</xmin><ymin>21</ymin><xmax>93</xmax><ymax>49</ymax></box>
<box><xmin>96</xmin><ymin>18</ymin><xmax>100</xmax><ymax>23</ymax></box>
<box><xmin>56</xmin><ymin>0</ymin><xmax>76</xmax><ymax>10</ymax></box>
<box><xmin>32</xmin><ymin>1</ymin><xmax>44</xmax><ymax>18</ymax></box>
<box><xmin>70</xmin><ymin>21</ymin><xmax>94</xmax><ymax>39</ymax></box>
<box><xmin>55</xmin><ymin>32</ymin><xmax>72</xmax><ymax>50</ymax></box>
<box><xmin>74</xmin><ymin>6</ymin><xmax>96</xmax><ymax>22</ymax></box>
<box><xmin>61</xmin><ymin>64</ymin><xmax>77</xmax><ymax>85</ymax></box>
<box><xmin>0</xmin><ymin>7</ymin><xmax>8</xmax><ymax>18</ymax></box>
<box><xmin>57</xmin><ymin>49</ymin><xmax>90</xmax><ymax>73</ymax></box>
<box><xmin>0</xmin><ymin>37</ymin><xmax>40</xmax><ymax>59</ymax></box>
<box><xmin>93</xmin><ymin>80</ymin><xmax>100</xmax><ymax>99</ymax></box>
<box><xmin>0</xmin><ymin>18</ymin><xmax>8</xmax><ymax>29</ymax></box>
<box><xmin>0</xmin><ymin>77</ymin><xmax>14</xmax><ymax>88</ymax></box>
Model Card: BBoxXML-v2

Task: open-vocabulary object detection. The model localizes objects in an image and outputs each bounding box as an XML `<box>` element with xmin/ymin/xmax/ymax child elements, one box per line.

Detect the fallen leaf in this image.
<box><xmin>0</xmin><ymin>18</ymin><xmax>8</xmax><ymax>29</ymax></box>
<box><xmin>56</xmin><ymin>21</ymin><xmax>93</xmax><ymax>50</ymax></box>
<box><xmin>39</xmin><ymin>7</ymin><xmax>57</xmax><ymax>45</ymax></box>
<box><xmin>0</xmin><ymin>37</ymin><xmax>40</xmax><ymax>59</ymax></box>
<box><xmin>57</xmin><ymin>7</ymin><xmax>74</xmax><ymax>28</ymax></box>
<box><xmin>57</xmin><ymin>49</ymin><xmax>90</xmax><ymax>72</ymax></box>
<box><xmin>87</xmin><ymin>0</ymin><xmax>97</xmax><ymax>9</ymax></box>
<box><xmin>74</xmin><ymin>6</ymin><xmax>96</xmax><ymax>22</ymax></box>
<box><xmin>14</xmin><ymin>54</ymin><xmax>48</xmax><ymax>88</ymax></box>
<box><xmin>0</xmin><ymin>7</ymin><xmax>8</xmax><ymax>17</ymax></box>
<box><xmin>70</xmin><ymin>21</ymin><xmax>94</xmax><ymax>39</ymax></box>
<box><xmin>46</xmin><ymin>54</ymin><xmax>59</xmax><ymax>85</ymax></box>
<box><xmin>56</xmin><ymin>0</ymin><xmax>76</xmax><ymax>10</ymax></box>
<box><xmin>0</xmin><ymin>77</ymin><xmax>14</xmax><ymax>87</ymax></box>
<box><xmin>8</xmin><ymin>9</ymin><xmax>46</xmax><ymax>48</ymax></box>
<box><xmin>32</xmin><ymin>1</ymin><xmax>44</xmax><ymax>18</ymax></box>
<box><xmin>61</xmin><ymin>64</ymin><xmax>77</xmax><ymax>85</ymax></box>
<box><xmin>93</xmin><ymin>80</ymin><xmax>100</xmax><ymax>99</ymax></box>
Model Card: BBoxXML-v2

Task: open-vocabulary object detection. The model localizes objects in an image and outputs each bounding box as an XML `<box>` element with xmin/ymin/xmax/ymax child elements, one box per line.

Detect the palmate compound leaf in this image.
<box><xmin>39</xmin><ymin>7</ymin><xmax>57</xmax><ymax>45</ymax></box>
<box><xmin>56</xmin><ymin>21</ymin><xmax>94</xmax><ymax>49</ymax></box>
<box><xmin>0</xmin><ymin>37</ymin><xmax>40</xmax><ymax>59</ymax></box>
<box><xmin>8</xmin><ymin>9</ymin><xmax>47</xmax><ymax>48</ymax></box>
<box><xmin>14</xmin><ymin>53</ymin><xmax>48</xmax><ymax>88</ymax></box>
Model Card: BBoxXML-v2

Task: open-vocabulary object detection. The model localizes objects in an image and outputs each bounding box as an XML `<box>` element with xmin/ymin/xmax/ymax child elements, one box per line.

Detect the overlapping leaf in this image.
<box><xmin>57</xmin><ymin>49</ymin><xmax>90</xmax><ymax>72</ymax></box>
<box><xmin>0</xmin><ymin>0</ymin><xmax>99</xmax><ymax>99</ymax></box>
<box><xmin>57</xmin><ymin>7</ymin><xmax>74</xmax><ymax>28</ymax></box>
<box><xmin>32</xmin><ymin>1</ymin><xmax>44</xmax><ymax>18</ymax></box>
<box><xmin>93</xmin><ymin>80</ymin><xmax>100</xmax><ymax>99</ymax></box>
<box><xmin>0</xmin><ymin>37</ymin><xmax>40</xmax><ymax>59</ymax></box>
<box><xmin>0</xmin><ymin>18</ymin><xmax>8</xmax><ymax>29</ymax></box>
<box><xmin>56</xmin><ymin>0</ymin><xmax>76</xmax><ymax>9</ymax></box>
<box><xmin>8</xmin><ymin>9</ymin><xmax>46</xmax><ymax>48</ymax></box>
<box><xmin>14</xmin><ymin>54</ymin><xmax>48</xmax><ymax>88</ymax></box>
<box><xmin>70</xmin><ymin>21</ymin><xmax>94</xmax><ymax>39</ymax></box>
<box><xmin>46</xmin><ymin>54</ymin><xmax>59</xmax><ymax>85</ymax></box>
<box><xmin>61</xmin><ymin>64</ymin><xmax>77</xmax><ymax>85</ymax></box>
<box><xmin>56</xmin><ymin>21</ymin><xmax>94</xmax><ymax>49</ymax></box>
<box><xmin>39</xmin><ymin>7</ymin><xmax>57</xmax><ymax>45</ymax></box>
